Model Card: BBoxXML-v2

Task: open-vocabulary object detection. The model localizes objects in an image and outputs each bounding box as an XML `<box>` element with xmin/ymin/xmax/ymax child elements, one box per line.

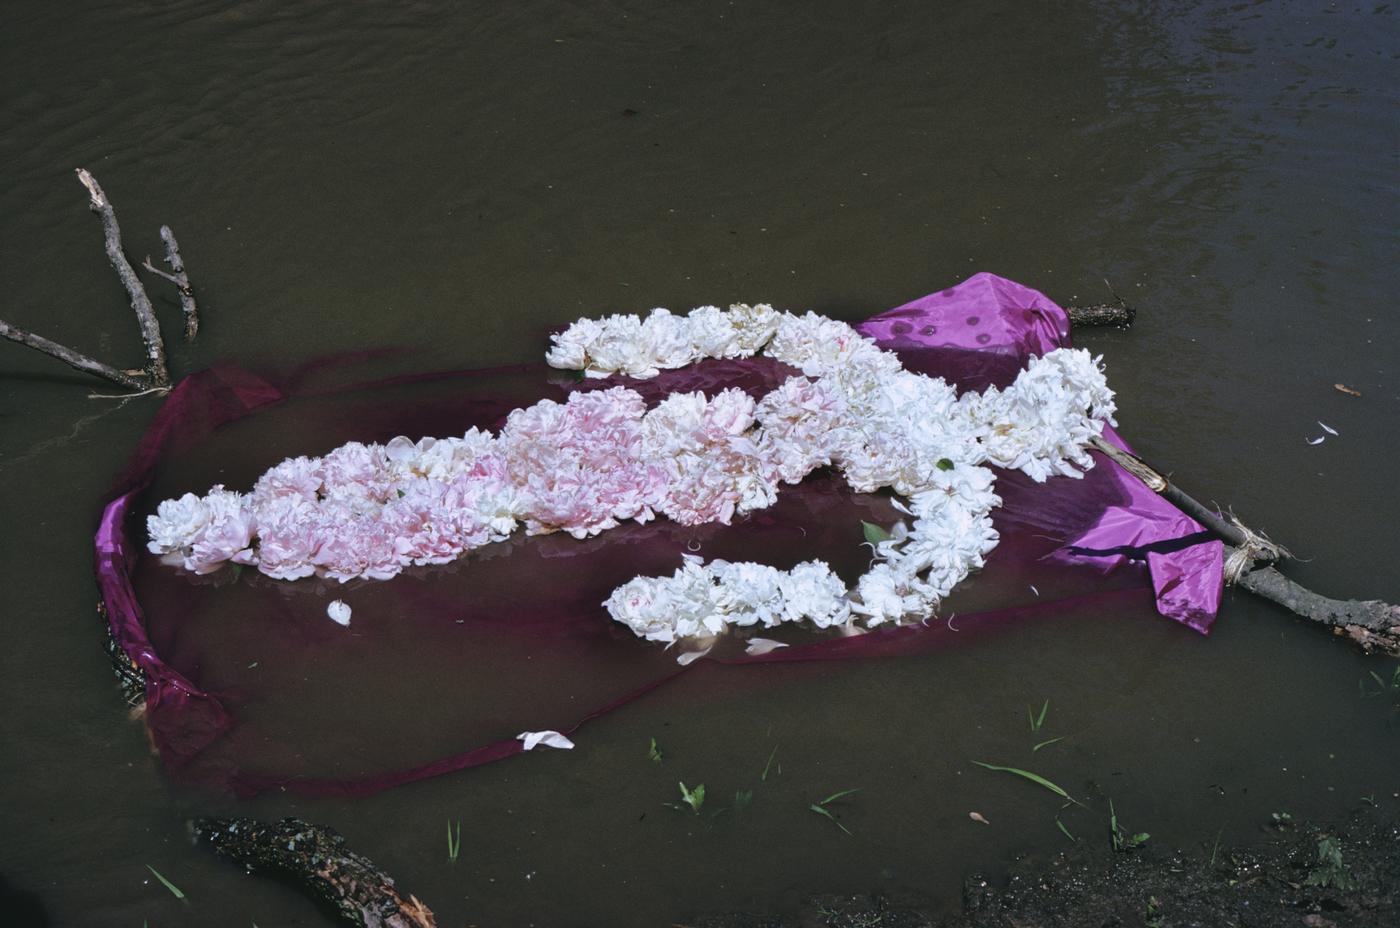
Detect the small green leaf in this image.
<box><xmin>936</xmin><ymin>458</ymin><xmax>955</xmax><ymax>471</ymax></box>
<box><xmin>146</xmin><ymin>865</ymin><xmax>186</xmax><ymax>900</ymax></box>
<box><xmin>861</xmin><ymin>521</ymin><xmax>892</xmax><ymax>545</ymax></box>
<box><xmin>1032</xmin><ymin>736</ymin><xmax>1065</xmax><ymax>753</ymax></box>
<box><xmin>1055</xmin><ymin>817</ymin><xmax>1076</xmax><ymax>842</ymax></box>
<box><xmin>647</xmin><ymin>737</ymin><xmax>663</xmax><ymax>763</ymax></box>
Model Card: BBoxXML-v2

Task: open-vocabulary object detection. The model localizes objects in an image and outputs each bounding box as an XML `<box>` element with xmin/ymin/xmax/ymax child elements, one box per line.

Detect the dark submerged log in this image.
<box><xmin>1065</xmin><ymin>301</ymin><xmax>1134</xmax><ymax>328</ymax></box>
<box><xmin>193</xmin><ymin>817</ymin><xmax>436</xmax><ymax>928</ymax></box>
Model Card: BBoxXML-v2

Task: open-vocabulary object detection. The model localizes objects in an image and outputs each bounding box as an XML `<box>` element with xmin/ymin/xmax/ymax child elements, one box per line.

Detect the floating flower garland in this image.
<box><xmin>148</xmin><ymin>303</ymin><xmax>1116</xmax><ymax>654</ymax></box>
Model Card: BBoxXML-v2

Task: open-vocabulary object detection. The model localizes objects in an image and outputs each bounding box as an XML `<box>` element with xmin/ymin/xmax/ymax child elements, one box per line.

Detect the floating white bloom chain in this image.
<box><xmin>148</xmin><ymin>303</ymin><xmax>1116</xmax><ymax>653</ymax></box>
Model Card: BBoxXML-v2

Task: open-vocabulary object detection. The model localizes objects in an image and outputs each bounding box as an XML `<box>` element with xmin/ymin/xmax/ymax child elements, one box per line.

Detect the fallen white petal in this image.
<box><xmin>326</xmin><ymin>600</ymin><xmax>352</xmax><ymax>626</ymax></box>
<box><xmin>1029</xmin><ymin>584</ymin><xmax>1040</xmax><ymax>597</ymax></box>
<box><xmin>969</xmin><ymin>811</ymin><xmax>991</xmax><ymax>825</ymax></box>
<box><xmin>517</xmin><ymin>730</ymin><xmax>574</xmax><ymax>751</ymax></box>
<box><xmin>1306</xmin><ymin>436</ymin><xmax>1325</xmax><ymax>446</ymax></box>
<box><xmin>744</xmin><ymin>637</ymin><xmax>789</xmax><ymax>656</ymax></box>
<box><xmin>1318</xmin><ymin>421</ymin><xmax>1338</xmax><ymax>436</ymax></box>
<box><xmin>676</xmin><ymin>645</ymin><xmax>713</xmax><ymax>666</ymax></box>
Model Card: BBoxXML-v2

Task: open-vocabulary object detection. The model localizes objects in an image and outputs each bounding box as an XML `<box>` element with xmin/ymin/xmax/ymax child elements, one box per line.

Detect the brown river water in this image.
<box><xmin>1</xmin><ymin>2</ymin><xmax>1397</xmax><ymax>925</ymax></box>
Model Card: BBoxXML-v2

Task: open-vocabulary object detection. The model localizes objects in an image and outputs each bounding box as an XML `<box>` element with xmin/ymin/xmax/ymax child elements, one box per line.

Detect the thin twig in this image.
<box><xmin>0</xmin><ymin>318</ymin><xmax>150</xmax><ymax>390</ymax></box>
<box><xmin>75</xmin><ymin>168</ymin><xmax>170</xmax><ymax>385</ymax></box>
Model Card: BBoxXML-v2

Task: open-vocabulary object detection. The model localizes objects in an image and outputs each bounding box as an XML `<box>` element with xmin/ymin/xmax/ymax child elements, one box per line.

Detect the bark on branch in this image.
<box><xmin>193</xmin><ymin>817</ymin><xmax>436</xmax><ymax>928</ymax></box>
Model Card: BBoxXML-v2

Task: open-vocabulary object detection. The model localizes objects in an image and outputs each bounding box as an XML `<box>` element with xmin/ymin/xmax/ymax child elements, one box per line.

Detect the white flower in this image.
<box><xmin>545</xmin><ymin>318</ymin><xmax>603</xmax><ymax>370</ymax></box>
<box><xmin>146</xmin><ymin>493</ymin><xmax>211</xmax><ymax>555</ymax></box>
<box><xmin>778</xmin><ymin>560</ymin><xmax>851</xmax><ymax>628</ymax></box>
<box><xmin>851</xmin><ymin>563</ymin><xmax>938</xmax><ymax>626</ymax></box>
<box><xmin>640</xmin><ymin>308</ymin><xmax>698</xmax><ymax>371</ymax></box>
<box><xmin>687</xmin><ymin>305</ymin><xmax>742</xmax><ymax>358</ymax></box>
<box><xmin>725</xmin><ymin>303</ymin><xmax>780</xmax><ymax>353</ymax></box>
<box><xmin>708</xmin><ymin>560</ymin><xmax>786</xmax><ymax>627</ymax></box>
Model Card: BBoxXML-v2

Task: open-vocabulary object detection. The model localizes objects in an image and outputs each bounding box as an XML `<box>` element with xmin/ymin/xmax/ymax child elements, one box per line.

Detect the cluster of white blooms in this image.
<box><xmin>545</xmin><ymin>304</ymin><xmax>781</xmax><ymax>379</ymax></box>
<box><xmin>151</xmin><ymin>302</ymin><xmax>1116</xmax><ymax>653</ymax></box>
<box><xmin>604</xmin><ymin>556</ymin><xmax>850</xmax><ymax>644</ymax></box>
<box><xmin>563</xmin><ymin>304</ymin><xmax>1116</xmax><ymax>649</ymax></box>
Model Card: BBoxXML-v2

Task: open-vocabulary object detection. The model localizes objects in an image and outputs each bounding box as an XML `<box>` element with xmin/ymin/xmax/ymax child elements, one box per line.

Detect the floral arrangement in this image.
<box><xmin>148</xmin><ymin>303</ymin><xmax>1116</xmax><ymax>655</ymax></box>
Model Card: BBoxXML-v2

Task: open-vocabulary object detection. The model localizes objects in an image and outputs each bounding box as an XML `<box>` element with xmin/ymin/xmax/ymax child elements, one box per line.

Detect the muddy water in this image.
<box><xmin>1</xmin><ymin>1</ymin><xmax>1396</xmax><ymax>925</ymax></box>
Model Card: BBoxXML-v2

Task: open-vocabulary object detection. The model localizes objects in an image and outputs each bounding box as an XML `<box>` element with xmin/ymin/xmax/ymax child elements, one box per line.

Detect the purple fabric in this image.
<box><xmin>95</xmin><ymin>273</ymin><xmax>1222</xmax><ymax>797</ymax></box>
<box><xmin>856</xmin><ymin>273</ymin><xmax>1222</xmax><ymax>632</ymax></box>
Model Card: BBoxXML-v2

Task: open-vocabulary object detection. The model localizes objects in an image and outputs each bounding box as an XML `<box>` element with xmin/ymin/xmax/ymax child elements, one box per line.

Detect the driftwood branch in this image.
<box><xmin>0</xmin><ymin>318</ymin><xmax>150</xmax><ymax>390</ymax></box>
<box><xmin>193</xmin><ymin>817</ymin><xmax>436</xmax><ymax>928</ymax></box>
<box><xmin>1089</xmin><ymin>435</ymin><xmax>1399</xmax><ymax>654</ymax></box>
<box><xmin>1</xmin><ymin>171</ymin><xmax>199</xmax><ymax>393</ymax></box>
<box><xmin>75</xmin><ymin>169</ymin><xmax>170</xmax><ymax>386</ymax></box>
<box><xmin>143</xmin><ymin>224</ymin><xmax>198</xmax><ymax>340</ymax></box>
<box><xmin>1230</xmin><ymin>552</ymin><xmax>1400</xmax><ymax>655</ymax></box>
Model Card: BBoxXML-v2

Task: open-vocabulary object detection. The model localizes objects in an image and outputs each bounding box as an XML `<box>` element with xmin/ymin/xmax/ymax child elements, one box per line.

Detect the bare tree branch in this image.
<box><xmin>0</xmin><ymin>318</ymin><xmax>150</xmax><ymax>390</ymax></box>
<box><xmin>75</xmin><ymin>168</ymin><xmax>170</xmax><ymax>385</ymax></box>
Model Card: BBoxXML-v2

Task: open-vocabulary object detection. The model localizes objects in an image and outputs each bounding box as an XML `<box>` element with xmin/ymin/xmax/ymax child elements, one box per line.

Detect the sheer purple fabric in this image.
<box><xmin>95</xmin><ymin>273</ymin><xmax>1221</xmax><ymax>797</ymax></box>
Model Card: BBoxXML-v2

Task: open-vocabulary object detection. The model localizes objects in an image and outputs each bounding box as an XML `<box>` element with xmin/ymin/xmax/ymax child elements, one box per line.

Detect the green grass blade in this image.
<box><xmin>971</xmin><ymin>761</ymin><xmax>1077</xmax><ymax>804</ymax></box>
<box><xmin>1035</xmin><ymin>699</ymin><xmax>1050</xmax><ymax>730</ymax></box>
<box><xmin>761</xmin><ymin>744</ymin><xmax>779</xmax><ymax>782</ymax></box>
<box><xmin>1032</xmin><ymin>736</ymin><xmax>1065</xmax><ymax>752</ymax></box>
<box><xmin>817</xmin><ymin>788</ymin><xmax>861</xmax><ymax>806</ymax></box>
<box><xmin>146</xmin><ymin>865</ymin><xmax>186</xmax><ymax>900</ymax></box>
<box><xmin>1055</xmin><ymin>817</ymin><xmax>1076</xmax><ymax>842</ymax></box>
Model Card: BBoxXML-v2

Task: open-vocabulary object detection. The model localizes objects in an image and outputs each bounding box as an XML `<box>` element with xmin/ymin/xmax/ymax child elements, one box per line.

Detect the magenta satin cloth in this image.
<box><xmin>94</xmin><ymin>272</ymin><xmax>1221</xmax><ymax>797</ymax></box>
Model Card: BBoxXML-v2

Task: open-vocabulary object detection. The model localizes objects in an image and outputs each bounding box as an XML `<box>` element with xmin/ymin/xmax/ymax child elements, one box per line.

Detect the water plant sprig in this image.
<box><xmin>677</xmin><ymin>781</ymin><xmax>705</xmax><ymax>814</ymax></box>
<box><xmin>648</xmin><ymin>737</ymin><xmax>663</xmax><ymax>763</ymax></box>
<box><xmin>1028</xmin><ymin>699</ymin><xmax>1050</xmax><ymax>732</ymax></box>
<box><xmin>1108</xmin><ymin>799</ymin><xmax>1150</xmax><ymax>851</ymax></box>
<box><xmin>446</xmin><ymin>820</ymin><xmax>462</xmax><ymax>862</ymax></box>
<box><xmin>808</xmin><ymin>788</ymin><xmax>860</xmax><ymax>835</ymax></box>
